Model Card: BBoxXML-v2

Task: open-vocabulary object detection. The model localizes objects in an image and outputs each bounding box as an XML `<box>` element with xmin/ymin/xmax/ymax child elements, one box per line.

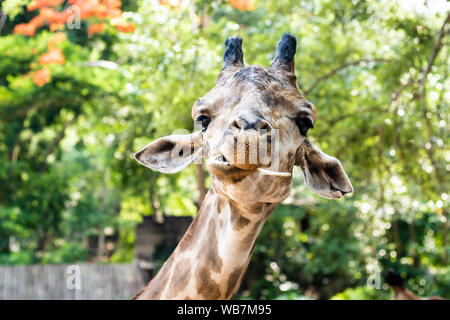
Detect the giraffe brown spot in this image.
<box><xmin>217</xmin><ymin>196</ymin><xmax>227</xmax><ymax>212</ymax></box>
<box><xmin>231</xmin><ymin>175</ymin><xmax>247</xmax><ymax>184</ymax></box>
<box><xmin>166</xmin><ymin>258</ymin><xmax>191</xmax><ymax>298</ymax></box>
<box><xmin>248</xmin><ymin>202</ymin><xmax>264</xmax><ymax>214</ymax></box>
<box><xmin>196</xmin><ymin>267</ymin><xmax>221</xmax><ymax>299</ymax></box>
<box><xmin>201</xmin><ymin>219</ymin><xmax>223</xmax><ymax>273</ymax></box>
<box><xmin>225</xmin><ymin>267</ymin><xmax>244</xmax><ymax>299</ymax></box>
<box><xmin>230</xmin><ymin>206</ymin><xmax>250</xmax><ymax>230</ymax></box>
<box><xmin>256</xmin><ymin>180</ymin><xmax>267</xmax><ymax>195</ymax></box>
<box><xmin>236</xmin><ymin>215</ymin><xmax>250</xmax><ymax>229</ymax></box>
<box><xmin>239</xmin><ymin>222</ymin><xmax>260</xmax><ymax>251</ymax></box>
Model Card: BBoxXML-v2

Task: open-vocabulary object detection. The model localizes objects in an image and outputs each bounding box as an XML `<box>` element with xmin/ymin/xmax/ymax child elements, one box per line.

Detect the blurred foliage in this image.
<box><xmin>331</xmin><ymin>286</ymin><xmax>390</xmax><ymax>300</ymax></box>
<box><xmin>0</xmin><ymin>0</ymin><xmax>448</xmax><ymax>299</ymax></box>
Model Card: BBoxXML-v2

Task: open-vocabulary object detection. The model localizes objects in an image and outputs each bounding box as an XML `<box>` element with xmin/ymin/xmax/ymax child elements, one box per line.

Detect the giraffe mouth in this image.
<box><xmin>209</xmin><ymin>153</ymin><xmax>234</xmax><ymax>168</ymax></box>
<box><xmin>207</xmin><ymin>153</ymin><xmax>292</xmax><ymax>180</ymax></box>
<box><xmin>207</xmin><ymin>153</ymin><xmax>256</xmax><ymax>176</ymax></box>
<box><xmin>207</xmin><ymin>154</ymin><xmax>256</xmax><ymax>181</ymax></box>
<box><xmin>208</xmin><ymin>149</ymin><xmax>272</xmax><ymax>171</ymax></box>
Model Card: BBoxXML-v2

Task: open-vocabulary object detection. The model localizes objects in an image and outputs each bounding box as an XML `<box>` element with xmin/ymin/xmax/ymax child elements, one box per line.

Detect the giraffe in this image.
<box><xmin>133</xmin><ymin>34</ymin><xmax>353</xmax><ymax>300</ymax></box>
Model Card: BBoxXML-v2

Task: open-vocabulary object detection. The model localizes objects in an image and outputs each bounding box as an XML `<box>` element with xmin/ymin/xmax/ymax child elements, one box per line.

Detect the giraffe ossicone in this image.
<box><xmin>133</xmin><ymin>33</ymin><xmax>353</xmax><ymax>300</ymax></box>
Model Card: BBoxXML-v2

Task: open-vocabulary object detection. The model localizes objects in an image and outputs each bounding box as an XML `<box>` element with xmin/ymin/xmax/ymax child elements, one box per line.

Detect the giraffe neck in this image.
<box><xmin>135</xmin><ymin>188</ymin><xmax>277</xmax><ymax>300</ymax></box>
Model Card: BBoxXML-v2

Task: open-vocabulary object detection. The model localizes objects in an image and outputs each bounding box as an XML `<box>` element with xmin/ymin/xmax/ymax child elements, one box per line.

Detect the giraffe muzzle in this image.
<box><xmin>217</xmin><ymin>130</ymin><xmax>273</xmax><ymax>171</ymax></box>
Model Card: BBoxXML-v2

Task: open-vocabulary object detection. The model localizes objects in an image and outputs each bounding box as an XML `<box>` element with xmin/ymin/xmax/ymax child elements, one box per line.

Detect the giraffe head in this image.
<box><xmin>135</xmin><ymin>34</ymin><xmax>353</xmax><ymax>204</ymax></box>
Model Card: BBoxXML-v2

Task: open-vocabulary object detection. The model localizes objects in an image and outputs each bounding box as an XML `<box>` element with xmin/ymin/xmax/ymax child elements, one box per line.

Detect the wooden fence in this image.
<box><xmin>0</xmin><ymin>262</ymin><xmax>144</xmax><ymax>300</ymax></box>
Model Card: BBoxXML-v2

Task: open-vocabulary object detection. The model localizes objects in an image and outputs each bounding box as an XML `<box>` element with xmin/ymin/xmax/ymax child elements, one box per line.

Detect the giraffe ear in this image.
<box><xmin>296</xmin><ymin>141</ymin><xmax>353</xmax><ymax>199</ymax></box>
<box><xmin>135</xmin><ymin>132</ymin><xmax>202</xmax><ymax>173</ymax></box>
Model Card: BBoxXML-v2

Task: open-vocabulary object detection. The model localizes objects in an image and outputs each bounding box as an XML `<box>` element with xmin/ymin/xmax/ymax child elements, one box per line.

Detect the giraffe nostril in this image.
<box><xmin>231</xmin><ymin>116</ymin><xmax>272</xmax><ymax>132</ymax></box>
<box><xmin>232</xmin><ymin>120</ymin><xmax>241</xmax><ymax>130</ymax></box>
<box><xmin>260</xmin><ymin>122</ymin><xmax>270</xmax><ymax>132</ymax></box>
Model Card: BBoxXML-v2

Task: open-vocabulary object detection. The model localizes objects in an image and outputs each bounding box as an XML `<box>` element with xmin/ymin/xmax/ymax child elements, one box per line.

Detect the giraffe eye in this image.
<box><xmin>195</xmin><ymin>115</ymin><xmax>211</xmax><ymax>132</ymax></box>
<box><xmin>296</xmin><ymin>117</ymin><xmax>314</xmax><ymax>136</ymax></box>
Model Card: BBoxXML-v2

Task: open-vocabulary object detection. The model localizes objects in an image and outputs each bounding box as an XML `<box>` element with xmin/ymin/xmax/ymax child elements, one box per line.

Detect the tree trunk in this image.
<box><xmin>408</xmin><ymin>222</ymin><xmax>419</xmax><ymax>267</ymax></box>
<box><xmin>443</xmin><ymin>214</ymin><xmax>448</xmax><ymax>264</ymax></box>
<box><xmin>392</xmin><ymin>216</ymin><xmax>401</xmax><ymax>255</ymax></box>
<box><xmin>151</xmin><ymin>192</ymin><xmax>164</xmax><ymax>223</ymax></box>
<box><xmin>149</xmin><ymin>176</ymin><xmax>164</xmax><ymax>223</ymax></box>
<box><xmin>97</xmin><ymin>229</ymin><xmax>105</xmax><ymax>261</ymax></box>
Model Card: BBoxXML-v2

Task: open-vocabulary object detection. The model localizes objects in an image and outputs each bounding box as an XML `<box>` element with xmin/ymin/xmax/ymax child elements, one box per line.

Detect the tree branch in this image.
<box><xmin>0</xmin><ymin>11</ymin><xmax>6</xmax><ymax>33</ymax></box>
<box><xmin>418</xmin><ymin>13</ymin><xmax>449</xmax><ymax>195</ymax></box>
<box><xmin>83</xmin><ymin>60</ymin><xmax>121</xmax><ymax>70</ymax></box>
<box><xmin>82</xmin><ymin>60</ymin><xmax>129</xmax><ymax>76</ymax></box>
<box><xmin>317</xmin><ymin>75</ymin><xmax>417</xmax><ymax>139</ymax></box>
<box><xmin>317</xmin><ymin>105</ymin><xmax>387</xmax><ymax>139</ymax></box>
<box><xmin>42</xmin><ymin>114</ymin><xmax>79</xmax><ymax>163</ymax></box>
<box><xmin>304</xmin><ymin>58</ymin><xmax>390</xmax><ymax>95</ymax></box>
<box><xmin>417</xmin><ymin>12</ymin><xmax>449</xmax><ymax>263</ymax></box>
<box><xmin>420</xmin><ymin>13</ymin><xmax>450</xmax><ymax>89</ymax></box>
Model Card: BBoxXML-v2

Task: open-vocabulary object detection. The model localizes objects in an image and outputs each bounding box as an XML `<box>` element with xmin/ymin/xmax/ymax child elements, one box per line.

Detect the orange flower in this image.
<box><xmin>228</xmin><ymin>0</ymin><xmax>256</xmax><ymax>11</ymax></box>
<box><xmin>29</xmin><ymin>15</ymin><xmax>45</xmax><ymax>27</ymax></box>
<box><xmin>88</xmin><ymin>23</ymin><xmax>105</xmax><ymax>35</ymax></box>
<box><xmin>95</xmin><ymin>5</ymin><xmax>122</xmax><ymax>18</ymax></box>
<box><xmin>52</xmin><ymin>11</ymin><xmax>71</xmax><ymax>24</ymax></box>
<box><xmin>95</xmin><ymin>5</ymin><xmax>109</xmax><ymax>18</ymax></box>
<box><xmin>40</xmin><ymin>7</ymin><xmax>71</xmax><ymax>24</ymax></box>
<box><xmin>14</xmin><ymin>15</ymin><xmax>44</xmax><ymax>36</ymax></box>
<box><xmin>38</xmin><ymin>48</ymin><xmax>65</xmax><ymax>65</ymax></box>
<box><xmin>33</xmin><ymin>68</ymin><xmax>51</xmax><ymax>86</ymax></box>
<box><xmin>14</xmin><ymin>23</ymin><xmax>37</xmax><ymax>36</ymax></box>
<box><xmin>22</xmin><ymin>0</ymin><xmax>127</xmax><ymax>36</ymax></box>
<box><xmin>37</xmin><ymin>7</ymin><xmax>53</xmax><ymax>20</ymax></box>
<box><xmin>69</xmin><ymin>0</ymin><xmax>102</xmax><ymax>19</ymax></box>
<box><xmin>114</xmin><ymin>22</ymin><xmax>135</xmax><ymax>33</ymax></box>
<box><xmin>106</xmin><ymin>7</ymin><xmax>122</xmax><ymax>17</ymax></box>
<box><xmin>28</xmin><ymin>0</ymin><xmax>65</xmax><ymax>11</ymax></box>
<box><xmin>103</xmin><ymin>0</ymin><xmax>122</xmax><ymax>9</ymax></box>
